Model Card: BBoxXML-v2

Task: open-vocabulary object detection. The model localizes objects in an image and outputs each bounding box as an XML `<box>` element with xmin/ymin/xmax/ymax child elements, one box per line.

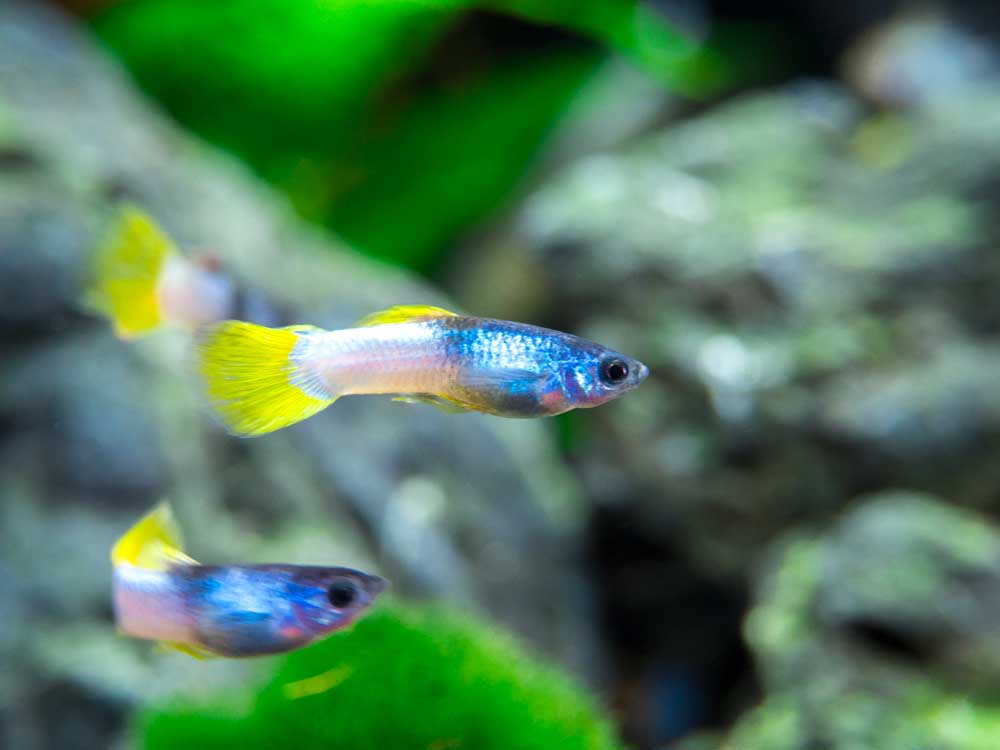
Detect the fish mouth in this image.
<box><xmin>634</xmin><ymin>361</ymin><xmax>650</xmax><ymax>385</ymax></box>
<box><xmin>365</xmin><ymin>574</ymin><xmax>389</xmax><ymax>598</ymax></box>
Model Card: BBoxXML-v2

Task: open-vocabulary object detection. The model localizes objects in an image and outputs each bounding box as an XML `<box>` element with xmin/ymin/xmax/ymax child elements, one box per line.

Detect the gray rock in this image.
<box><xmin>704</xmin><ymin>492</ymin><xmax>1000</xmax><ymax>750</ymax></box>
<box><xmin>448</xmin><ymin>74</ymin><xmax>1000</xmax><ymax>745</ymax></box>
<box><xmin>459</xmin><ymin>76</ymin><xmax>1000</xmax><ymax>577</ymax></box>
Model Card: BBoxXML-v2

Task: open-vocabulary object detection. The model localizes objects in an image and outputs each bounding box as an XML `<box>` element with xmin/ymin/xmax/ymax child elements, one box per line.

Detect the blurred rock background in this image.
<box><xmin>4</xmin><ymin>0</ymin><xmax>1000</xmax><ymax>748</ymax></box>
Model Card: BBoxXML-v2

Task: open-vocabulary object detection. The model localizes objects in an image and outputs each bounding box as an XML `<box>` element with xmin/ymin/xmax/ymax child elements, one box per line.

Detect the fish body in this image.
<box><xmin>111</xmin><ymin>504</ymin><xmax>385</xmax><ymax>658</ymax></box>
<box><xmin>199</xmin><ymin>305</ymin><xmax>649</xmax><ymax>436</ymax></box>
<box><xmin>87</xmin><ymin>206</ymin><xmax>233</xmax><ymax>338</ymax></box>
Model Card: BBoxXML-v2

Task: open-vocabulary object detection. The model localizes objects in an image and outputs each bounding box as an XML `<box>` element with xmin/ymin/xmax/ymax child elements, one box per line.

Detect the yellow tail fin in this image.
<box><xmin>198</xmin><ymin>321</ymin><xmax>334</xmax><ymax>437</ymax></box>
<box><xmin>87</xmin><ymin>206</ymin><xmax>175</xmax><ymax>339</ymax></box>
<box><xmin>111</xmin><ymin>502</ymin><xmax>197</xmax><ymax>571</ymax></box>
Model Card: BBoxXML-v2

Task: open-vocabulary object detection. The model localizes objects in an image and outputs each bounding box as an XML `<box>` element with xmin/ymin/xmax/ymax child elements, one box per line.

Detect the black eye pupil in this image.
<box><xmin>603</xmin><ymin>360</ymin><xmax>629</xmax><ymax>384</ymax></box>
<box><xmin>328</xmin><ymin>581</ymin><xmax>357</xmax><ymax>608</ymax></box>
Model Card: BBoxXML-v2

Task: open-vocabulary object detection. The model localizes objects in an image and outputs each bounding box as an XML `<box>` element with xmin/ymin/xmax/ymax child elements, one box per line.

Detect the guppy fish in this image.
<box><xmin>111</xmin><ymin>503</ymin><xmax>386</xmax><ymax>658</ymax></box>
<box><xmin>88</xmin><ymin>206</ymin><xmax>234</xmax><ymax>339</ymax></box>
<box><xmin>198</xmin><ymin>305</ymin><xmax>649</xmax><ymax>437</ymax></box>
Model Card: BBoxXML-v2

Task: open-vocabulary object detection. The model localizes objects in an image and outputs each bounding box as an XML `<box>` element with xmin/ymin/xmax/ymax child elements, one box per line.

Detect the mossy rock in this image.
<box><xmin>138</xmin><ymin>601</ymin><xmax>617</xmax><ymax>750</ymax></box>
<box><xmin>703</xmin><ymin>492</ymin><xmax>1000</xmax><ymax>750</ymax></box>
<box><xmin>716</xmin><ymin>683</ymin><xmax>1000</xmax><ymax>750</ymax></box>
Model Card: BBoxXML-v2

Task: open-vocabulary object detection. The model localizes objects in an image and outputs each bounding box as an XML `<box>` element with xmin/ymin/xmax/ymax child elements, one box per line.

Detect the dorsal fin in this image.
<box><xmin>111</xmin><ymin>502</ymin><xmax>198</xmax><ymax>570</ymax></box>
<box><xmin>354</xmin><ymin>304</ymin><xmax>459</xmax><ymax>327</ymax></box>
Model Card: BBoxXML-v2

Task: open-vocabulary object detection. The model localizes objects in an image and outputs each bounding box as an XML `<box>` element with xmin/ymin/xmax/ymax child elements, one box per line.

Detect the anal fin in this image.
<box><xmin>392</xmin><ymin>394</ymin><xmax>473</xmax><ymax>414</ymax></box>
<box><xmin>155</xmin><ymin>641</ymin><xmax>216</xmax><ymax>660</ymax></box>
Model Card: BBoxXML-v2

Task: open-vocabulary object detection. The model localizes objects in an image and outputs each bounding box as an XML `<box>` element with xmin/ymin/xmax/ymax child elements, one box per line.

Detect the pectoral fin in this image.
<box><xmin>355</xmin><ymin>304</ymin><xmax>459</xmax><ymax>327</ymax></box>
<box><xmin>457</xmin><ymin>367</ymin><xmax>546</xmax><ymax>391</ymax></box>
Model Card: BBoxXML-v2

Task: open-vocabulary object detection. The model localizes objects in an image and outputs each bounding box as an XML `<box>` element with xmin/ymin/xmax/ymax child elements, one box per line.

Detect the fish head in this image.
<box><xmin>283</xmin><ymin>566</ymin><xmax>388</xmax><ymax>641</ymax></box>
<box><xmin>552</xmin><ymin>344</ymin><xmax>649</xmax><ymax>411</ymax></box>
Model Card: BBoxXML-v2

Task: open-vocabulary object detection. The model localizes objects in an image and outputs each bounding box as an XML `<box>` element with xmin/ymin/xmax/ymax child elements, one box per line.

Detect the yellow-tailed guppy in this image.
<box><xmin>198</xmin><ymin>305</ymin><xmax>649</xmax><ymax>436</ymax></box>
<box><xmin>111</xmin><ymin>503</ymin><xmax>386</xmax><ymax>658</ymax></box>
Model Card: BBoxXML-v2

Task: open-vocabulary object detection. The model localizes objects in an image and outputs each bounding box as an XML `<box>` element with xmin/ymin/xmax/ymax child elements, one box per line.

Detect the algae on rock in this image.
<box><xmin>708</xmin><ymin>492</ymin><xmax>1000</xmax><ymax>750</ymax></box>
<box><xmin>464</xmin><ymin>79</ymin><xmax>1000</xmax><ymax>576</ymax></box>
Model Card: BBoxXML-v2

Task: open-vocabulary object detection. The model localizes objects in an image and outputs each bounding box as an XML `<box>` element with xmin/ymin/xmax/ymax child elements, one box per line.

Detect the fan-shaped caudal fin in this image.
<box><xmin>87</xmin><ymin>206</ymin><xmax>175</xmax><ymax>339</ymax></box>
<box><xmin>111</xmin><ymin>502</ymin><xmax>197</xmax><ymax>570</ymax></box>
<box><xmin>198</xmin><ymin>320</ymin><xmax>334</xmax><ymax>437</ymax></box>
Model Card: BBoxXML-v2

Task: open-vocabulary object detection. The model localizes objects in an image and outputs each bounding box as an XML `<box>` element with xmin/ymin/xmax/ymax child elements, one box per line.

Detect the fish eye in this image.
<box><xmin>600</xmin><ymin>358</ymin><xmax>630</xmax><ymax>386</ymax></box>
<box><xmin>327</xmin><ymin>579</ymin><xmax>358</xmax><ymax>608</ymax></box>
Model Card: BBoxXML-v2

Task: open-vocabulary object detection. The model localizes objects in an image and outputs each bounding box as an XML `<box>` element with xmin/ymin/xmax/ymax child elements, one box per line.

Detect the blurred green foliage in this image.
<box><xmin>475</xmin><ymin>0</ymin><xmax>703</xmax><ymax>86</ymax></box>
<box><xmin>91</xmin><ymin>0</ymin><xmax>709</xmax><ymax>272</ymax></box>
<box><xmin>309</xmin><ymin>50</ymin><xmax>599</xmax><ymax>268</ymax></box>
<box><xmin>138</xmin><ymin>601</ymin><xmax>617</xmax><ymax>750</ymax></box>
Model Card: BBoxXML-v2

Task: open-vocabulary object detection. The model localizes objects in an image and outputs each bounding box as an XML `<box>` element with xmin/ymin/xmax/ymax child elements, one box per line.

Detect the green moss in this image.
<box><xmin>137</xmin><ymin>601</ymin><xmax>617</xmax><ymax>750</ymax></box>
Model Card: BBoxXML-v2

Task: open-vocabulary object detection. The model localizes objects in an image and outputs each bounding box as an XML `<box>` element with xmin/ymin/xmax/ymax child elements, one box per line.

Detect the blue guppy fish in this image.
<box><xmin>199</xmin><ymin>304</ymin><xmax>649</xmax><ymax>436</ymax></box>
<box><xmin>111</xmin><ymin>503</ymin><xmax>386</xmax><ymax>658</ymax></box>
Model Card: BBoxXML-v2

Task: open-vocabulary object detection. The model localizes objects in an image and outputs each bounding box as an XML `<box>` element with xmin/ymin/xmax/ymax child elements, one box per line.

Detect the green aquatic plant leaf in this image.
<box><xmin>91</xmin><ymin>0</ymin><xmax>718</xmax><ymax>272</ymax></box>
<box><xmin>459</xmin><ymin>0</ymin><xmax>712</xmax><ymax>92</ymax></box>
<box><xmin>137</xmin><ymin>601</ymin><xmax>617</xmax><ymax>750</ymax></box>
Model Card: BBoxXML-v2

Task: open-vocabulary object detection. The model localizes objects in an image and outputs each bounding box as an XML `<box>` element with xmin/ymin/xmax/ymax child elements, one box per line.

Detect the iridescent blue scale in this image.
<box><xmin>433</xmin><ymin>317</ymin><xmax>647</xmax><ymax>418</ymax></box>
<box><xmin>171</xmin><ymin>564</ymin><xmax>384</xmax><ymax>657</ymax></box>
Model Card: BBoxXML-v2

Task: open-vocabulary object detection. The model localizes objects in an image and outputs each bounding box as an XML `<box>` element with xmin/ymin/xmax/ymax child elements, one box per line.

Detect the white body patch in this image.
<box><xmin>113</xmin><ymin>565</ymin><xmax>195</xmax><ymax>643</ymax></box>
<box><xmin>301</xmin><ymin>321</ymin><xmax>449</xmax><ymax>396</ymax></box>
